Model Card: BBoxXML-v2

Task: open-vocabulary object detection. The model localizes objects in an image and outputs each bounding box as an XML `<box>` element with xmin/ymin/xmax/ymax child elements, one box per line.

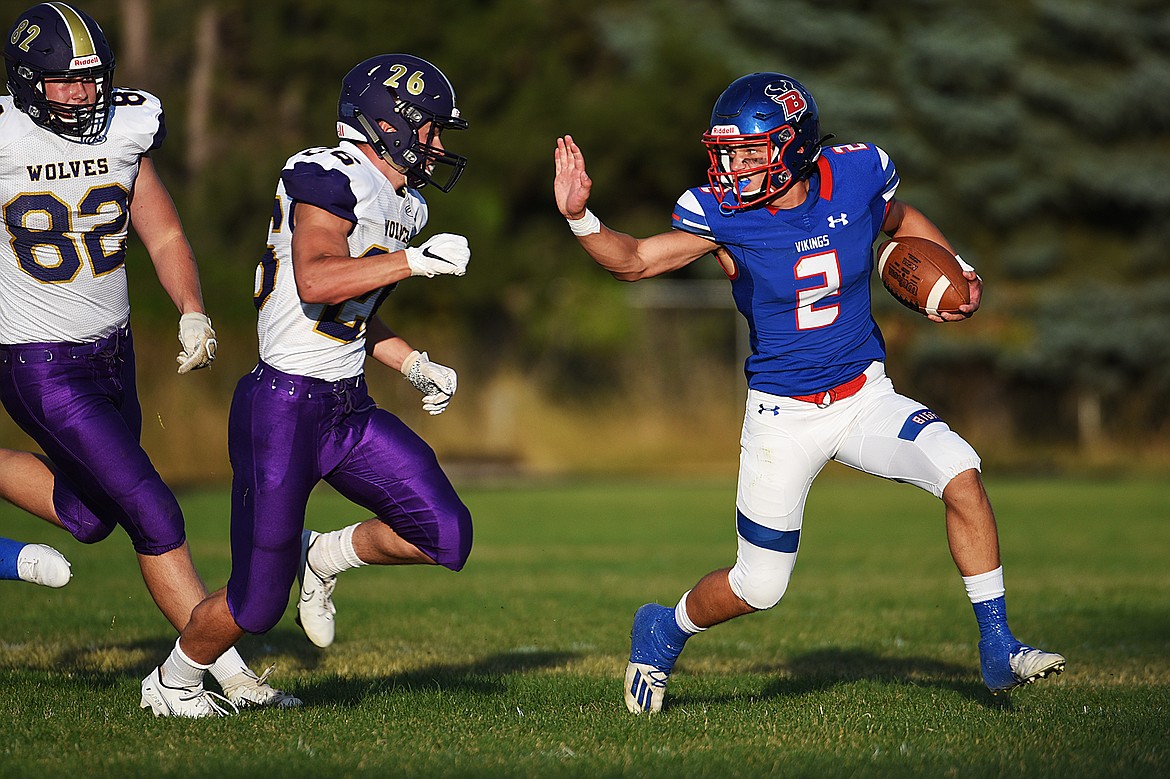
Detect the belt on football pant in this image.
<box><xmin>0</xmin><ymin>324</ymin><xmax>130</xmax><ymax>364</ymax></box>
<box><xmin>790</xmin><ymin>371</ymin><xmax>869</xmax><ymax>408</ymax></box>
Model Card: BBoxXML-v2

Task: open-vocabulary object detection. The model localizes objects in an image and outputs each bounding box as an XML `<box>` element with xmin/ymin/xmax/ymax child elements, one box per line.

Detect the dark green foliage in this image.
<box><xmin>5</xmin><ymin>0</ymin><xmax>1168</xmax><ymax>445</ymax></box>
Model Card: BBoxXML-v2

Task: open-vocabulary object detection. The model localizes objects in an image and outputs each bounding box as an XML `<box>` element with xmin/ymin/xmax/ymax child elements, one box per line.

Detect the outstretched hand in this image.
<box><xmin>554</xmin><ymin>135</ymin><xmax>592</xmax><ymax>219</ymax></box>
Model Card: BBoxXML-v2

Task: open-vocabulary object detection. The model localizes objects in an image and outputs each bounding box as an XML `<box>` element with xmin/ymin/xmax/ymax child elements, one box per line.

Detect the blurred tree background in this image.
<box><xmin>3</xmin><ymin>0</ymin><xmax>1168</xmax><ymax>482</ymax></box>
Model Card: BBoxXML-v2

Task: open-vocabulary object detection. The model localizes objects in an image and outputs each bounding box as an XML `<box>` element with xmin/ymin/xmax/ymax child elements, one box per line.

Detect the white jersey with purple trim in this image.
<box><xmin>254</xmin><ymin>140</ymin><xmax>428</xmax><ymax>381</ymax></box>
<box><xmin>0</xmin><ymin>89</ymin><xmax>165</xmax><ymax>343</ymax></box>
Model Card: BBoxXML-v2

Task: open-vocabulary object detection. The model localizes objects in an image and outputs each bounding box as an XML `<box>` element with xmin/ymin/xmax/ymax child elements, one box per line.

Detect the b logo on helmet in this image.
<box><xmin>764</xmin><ymin>82</ymin><xmax>807</xmax><ymax>122</ymax></box>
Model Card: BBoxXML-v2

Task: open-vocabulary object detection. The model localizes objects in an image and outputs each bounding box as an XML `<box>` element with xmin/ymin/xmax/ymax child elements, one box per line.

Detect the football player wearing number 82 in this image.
<box><xmin>144</xmin><ymin>53</ymin><xmax>474</xmax><ymax>716</ymax></box>
<box><xmin>0</xmin><ymin>3</ymin><xmax>297</xmax><ymax>714</ymax></box>
<box><xmin>555</xmin><ymin>71</ymin><xmax>1064</xmax><ymax>713</ymax></box>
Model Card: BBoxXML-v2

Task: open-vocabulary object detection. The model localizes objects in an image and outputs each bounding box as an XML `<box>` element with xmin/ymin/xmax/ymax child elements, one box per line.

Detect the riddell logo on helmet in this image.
<box><xmin>764</xmin><ymin>83</ymin><xmax>807</xmax><ymax>122</ymax></box>
<box><xmin>709</xmin><ymin>125</ymin><xmax>741</xmax><ymax>136</ymax></box>
<box><xmin>71</xmin><ymin>55</ymin><xmax>102</xmax><ymax>68</ymax></box>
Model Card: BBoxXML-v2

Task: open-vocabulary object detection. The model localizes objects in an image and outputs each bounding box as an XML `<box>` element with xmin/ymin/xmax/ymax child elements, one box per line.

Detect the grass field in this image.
<box><xmin>2</xmin><ymin>470</ymin><xmax>1168</xmax><ymax>778</ymax></box>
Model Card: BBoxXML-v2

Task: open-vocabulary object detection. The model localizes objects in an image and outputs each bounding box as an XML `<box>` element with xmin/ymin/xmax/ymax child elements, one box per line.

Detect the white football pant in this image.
<box><xmin>729</xmin><ymin>361</ymin><xmax>980</xmax><ymax>610</ymax></box>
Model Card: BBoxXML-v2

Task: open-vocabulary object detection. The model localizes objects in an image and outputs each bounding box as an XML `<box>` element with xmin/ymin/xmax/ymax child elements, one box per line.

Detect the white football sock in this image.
<box><xmin>308</xmin><ymin>523</ymin><xmax>368</xmax><ymax>578</ymax></box>
<box><xmin>163</xmin><ymin>638</ymin><xmax>211</xmax><ymax>689</ymax></box>
<box><xmin>208</xmin><ymin>646</ymin><xmax>252</xmax><ymax>684</ymax></box>
<box><xmin>962</xmin><ymin>565</ymin><xmax>1006</xmax><ymax>604</ymax></box>
<box><xmin>674</xmin><ymin>590</ymin><xmax>707</xmax><ymax>635</ymax></box>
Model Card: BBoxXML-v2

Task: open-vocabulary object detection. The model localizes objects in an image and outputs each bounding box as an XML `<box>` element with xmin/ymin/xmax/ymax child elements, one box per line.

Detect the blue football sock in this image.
<box><xmin>974</xmin><ymin>595</ymin><xmax>1027</xmax><ymax>689</ymax></box>
<box><xmin>0</xmin><ymin>537</ymin><xmax>29</xmax><ymax>581</ymax></box>
<box><xmin>655</xmin><ymin>607</ymin><xmax>691</xmax><ymax>658</ymax></box>
<box><xmin>972</xmin><ymin>595</ymin><xmax>1017</xmax><ymax>645</ymax></box>
<box><xmin>630</xmin><ymin>604</ymin><xmax>691</xmax><ymax>670</ymax></box>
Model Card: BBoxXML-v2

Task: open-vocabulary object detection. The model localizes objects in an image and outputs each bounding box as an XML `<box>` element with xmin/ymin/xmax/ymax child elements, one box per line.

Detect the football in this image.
<box><xmin>876</xmin><ymin>236</ymin><xmax>969</xmax><ymax>316</ymax></box>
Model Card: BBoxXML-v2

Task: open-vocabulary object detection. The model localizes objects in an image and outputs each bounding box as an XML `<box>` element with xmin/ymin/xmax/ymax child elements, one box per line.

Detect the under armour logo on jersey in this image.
<box><xmin>827</xmin><ymin>213</ymin><xmax>849</xmax><ymax>228</ymax></box>
<box><xmin>758</xmin><ymin>403</ymin><xmax>781</xmax><ymax>416</ymax></box>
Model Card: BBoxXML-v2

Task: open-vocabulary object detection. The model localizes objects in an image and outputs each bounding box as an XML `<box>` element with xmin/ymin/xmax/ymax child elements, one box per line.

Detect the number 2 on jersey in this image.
<box><xmin>795</xmin><ymin>250</ymin><xmax>841</xmax><ymax>330</ymax></box>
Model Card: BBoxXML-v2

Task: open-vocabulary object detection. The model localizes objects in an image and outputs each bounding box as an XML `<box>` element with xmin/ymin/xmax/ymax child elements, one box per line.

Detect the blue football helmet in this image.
<box><xmin>702</xmin><ymin>73</ymin><xmax>829</xmax><ymax>210</ymax></box>
<box><xmin>337</xmin><ymin>54</ymin><xmax>468</xmax><ymax>192</ymax></box>
<box><xmin>4</xmin><ymin>2</ymin><xmax>115</xmax><ymax>144</ymax></box>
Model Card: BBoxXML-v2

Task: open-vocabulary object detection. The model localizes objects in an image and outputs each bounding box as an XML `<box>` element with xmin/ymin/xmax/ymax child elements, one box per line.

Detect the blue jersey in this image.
<box><xmin>672</xmin><ymin>143</ymin><xmax>899</xmax><ymax>396</ymax></box>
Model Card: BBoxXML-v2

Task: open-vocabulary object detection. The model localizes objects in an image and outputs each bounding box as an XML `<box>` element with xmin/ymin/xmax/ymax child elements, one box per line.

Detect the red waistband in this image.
<box><xmin>791</xmin><ymin>371</ymin><xmax>868</xmax><ymax>407</ymax></box>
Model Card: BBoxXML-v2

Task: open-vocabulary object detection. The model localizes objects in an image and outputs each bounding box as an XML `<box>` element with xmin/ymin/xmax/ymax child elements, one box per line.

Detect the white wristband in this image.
<box><xmin>567</xmin><ymin>209</ymin><xmax>601</xmax><ymax>237</ymax></box>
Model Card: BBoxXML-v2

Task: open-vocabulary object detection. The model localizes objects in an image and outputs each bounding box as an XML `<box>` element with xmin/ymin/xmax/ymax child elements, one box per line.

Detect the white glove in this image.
<box><xmin>401</xmin><ymin>350</ymin><xmax>457</xmax><ymax>415</ymax></box>
<box><xmin>404</xmin><ymin>233</ymin><xmax>470</xmax><ymax>278</ymax></box>
<box><xmin>176</xmin><ymin>312</ymin><xmax>217</xmax><ymax>374</ymax></box>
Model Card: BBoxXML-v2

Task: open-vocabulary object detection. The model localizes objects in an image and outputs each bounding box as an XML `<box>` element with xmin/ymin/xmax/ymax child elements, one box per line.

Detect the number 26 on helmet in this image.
<box><xmin>336</xmin><ymin>53</ymin><xmax>469</xmax><ymax>193</ymax></box>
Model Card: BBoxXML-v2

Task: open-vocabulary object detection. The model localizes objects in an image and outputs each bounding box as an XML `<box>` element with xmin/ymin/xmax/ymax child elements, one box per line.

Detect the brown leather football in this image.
<box><xmin>876</xmin><ymin>236</ymin><xmax>969</xmax><ymax>316</ymax></box>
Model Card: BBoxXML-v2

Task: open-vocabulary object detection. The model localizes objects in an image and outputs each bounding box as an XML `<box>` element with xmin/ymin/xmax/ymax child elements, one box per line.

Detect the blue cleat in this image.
<box><xmin>980</xmin><ymin>637</ymin><xmax>1066</xmax><ymax>692</ymax></box>
<box><xmin>624</xmin><ymin>603</ymin><xmax>689</xmax><ymax>714</ymax></box>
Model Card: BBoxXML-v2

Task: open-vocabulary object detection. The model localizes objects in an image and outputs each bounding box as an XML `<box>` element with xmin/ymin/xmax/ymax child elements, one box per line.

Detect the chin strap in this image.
<box><xmin>353</xmin><ymin>112</ymin><xmax>409</xmax><ymax>175</ymax></box>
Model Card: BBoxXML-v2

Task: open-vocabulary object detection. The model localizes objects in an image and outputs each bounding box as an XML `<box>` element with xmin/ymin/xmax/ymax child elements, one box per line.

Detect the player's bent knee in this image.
<box><xmin>55</xmin><ymin>492</ymin><xmax>117</xmax><ymax>544</ymax></box>
<box><xmin>436</xmin><ymin>503</ymin><xmax>473</xmax><ymax>572</ymax></box>
<box><xmin>72</xmin><ymin>523</ymin><xmax>116</xmax><ymax>544</ymax></box>
<box><xmin>242</xmin><ymin>608</ymin><xmax>284</xmax><ymax>635</ymax></box>
<box><xmin>228</xmin><ymin>594</ymin><xmax>287</xmax><ymax>635</ymax></box>
<box><xmin>941</xmin><ymin>466</ymin><xmax>982</xmax><ymax>500</ymax></box>
<box><xmin>942</xmin><ymin>466</ymin><xmax>980</xmax><ymax>491</ymax></box>
<box><xmin>728</xmin><ymin>565</ymin><xmax>791</xmax><ymax>611</ymax></box>
<box><xmin>118</xmin><ymin>488</ymin><xmax>187</xmax><ymax>555</ymax></box>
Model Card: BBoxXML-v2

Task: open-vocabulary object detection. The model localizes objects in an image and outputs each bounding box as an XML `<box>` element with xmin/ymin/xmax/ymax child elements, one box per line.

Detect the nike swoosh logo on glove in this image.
<box><xmin>422</xmin><ymin>247</ymin><xmax>457</xmax><ymax>268</ymax></box>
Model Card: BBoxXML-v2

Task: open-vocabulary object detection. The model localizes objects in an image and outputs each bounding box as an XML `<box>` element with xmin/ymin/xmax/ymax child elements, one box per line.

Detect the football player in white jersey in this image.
<box><xmin>142</xmin><ymin>53</ymin><xmax>474</xmax><ymax>717</ymax></box>
<box><xmin>0</xmin><ymin>2</ymin><xmax>297</xmax><ymax>712</ymax></box>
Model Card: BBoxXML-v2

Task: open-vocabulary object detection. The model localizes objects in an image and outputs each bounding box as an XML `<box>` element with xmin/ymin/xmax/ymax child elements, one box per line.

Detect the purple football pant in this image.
<box><xmin>226</xmin><ymin>362</ymin><xmax>473</xmax><ymax>634</ymax></box>
<box><xmin>0</xmin><ymin>327</ymin><xmax>185</xmax><ymax>555</ymax></box>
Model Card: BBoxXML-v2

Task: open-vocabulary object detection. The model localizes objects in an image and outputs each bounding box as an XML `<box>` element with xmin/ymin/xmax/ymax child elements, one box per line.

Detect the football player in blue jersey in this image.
<box><xmin>0</xmin><ymin>2</ymin><xmax>296</xmax><ymax>711</ymax></box>
<box><xmin>141</xmin><ymin>53</ymin><xmax>474</xmax><ymax>717</ymax></box>
<box><xmin>554</xmin><ymin>72</ymin><xmax>1064</xmax><ymax>714</ymax></box>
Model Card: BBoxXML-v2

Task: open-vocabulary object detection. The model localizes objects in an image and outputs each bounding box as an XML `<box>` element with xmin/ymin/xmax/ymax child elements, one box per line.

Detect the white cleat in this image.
<box><xmin>625</xmin><ymin>662</ymin><xmax>671</xmax><ymax>715</ymax></box>
<box><xmin>297</xmin><ymin>530</ymin><xmax>337</xmax><ymax>648</ymax></box>
<box><xmin>980</xmin><ymin>635</ymin><xmax>1066</xmax><ymax>693</ymax></box>
<box><xmin>140</xmin><ymin>667</ymin><xmax>237</xmax><ymax>718</ymax></box>
<box><xmin>1008</xmin><ymin>646</ymin><xmax>1066</xmax><ymax>687</ymax></box>
<box><xmin>219</xmin><ymin>665</ymin><xmax>303</xmax><ymax>709</ymax></box>
<box><xmin>17</xmin><ymin>543</ymin><xmax>72</xmax><ymax>588</ymax></box>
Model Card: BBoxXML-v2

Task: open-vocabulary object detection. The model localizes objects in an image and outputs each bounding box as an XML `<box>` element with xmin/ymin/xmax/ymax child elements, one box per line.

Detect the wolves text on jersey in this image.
<box><xmin>385</xmin><ymin>219</ymin><xmax>413</xmax><ymax>242</ymax></box>
<box><xmin>25</xmin><ymin>158</ymin><xmax>111</xmax><ymax>181</ymax></box>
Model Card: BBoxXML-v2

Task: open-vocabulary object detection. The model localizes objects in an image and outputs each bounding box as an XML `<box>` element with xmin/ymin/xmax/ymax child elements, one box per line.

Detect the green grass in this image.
<box><xmin>2</xmin><ymin>471</ymin><xmax>1168</xmax><ymax>778</ymax></box>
